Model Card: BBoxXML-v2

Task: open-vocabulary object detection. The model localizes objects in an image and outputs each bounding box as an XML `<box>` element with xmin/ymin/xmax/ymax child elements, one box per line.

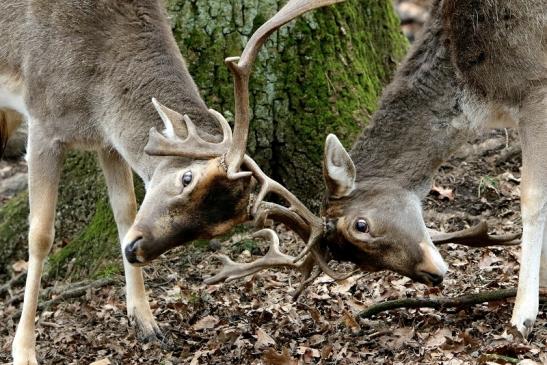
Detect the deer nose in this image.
<box><xmin>419</xmin><ymin>271</ymin><xmax>444</xmax><ymax>286</ymax></box>
<box><xmin>124</xmin><ymin>236</ymin><xmax>144</xmax><ymax>265</ymax></box>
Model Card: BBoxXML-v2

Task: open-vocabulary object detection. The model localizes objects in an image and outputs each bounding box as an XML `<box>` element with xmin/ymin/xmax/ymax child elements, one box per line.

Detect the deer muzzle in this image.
<box><xmin>415</xmin><ymin>241</ymin><xmax>448</xmax><ymax>286</ymax></box>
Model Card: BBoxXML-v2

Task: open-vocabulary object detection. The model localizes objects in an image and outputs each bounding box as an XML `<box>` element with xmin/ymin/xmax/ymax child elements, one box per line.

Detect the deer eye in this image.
<box><xmin>354</xmin><ymin>218</ymin><xmax>369</xmax><ymax>233</ymax></box>
<box><xmin>182</xmin><ymin>171</ymin><xmax>193</xmax><ymax>186</ymax></box>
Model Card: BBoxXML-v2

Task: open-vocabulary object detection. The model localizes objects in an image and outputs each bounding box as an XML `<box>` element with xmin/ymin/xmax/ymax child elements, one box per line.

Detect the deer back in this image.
<box><xmin>443</xmin><ymin>0</ymin><xmax>547</xmax><ymax>104</ymax></box>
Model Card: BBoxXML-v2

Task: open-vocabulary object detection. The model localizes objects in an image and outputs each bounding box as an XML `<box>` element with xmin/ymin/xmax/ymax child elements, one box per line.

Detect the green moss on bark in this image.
<box><xmin>168</xmin><ymin>0</ymin><xmax>407</xmax><ymax>209</ymax></box>
<box><xmin>0</xmin><ymin>153</ymin><xmax>122</xmax><ymax>279</ymax></box>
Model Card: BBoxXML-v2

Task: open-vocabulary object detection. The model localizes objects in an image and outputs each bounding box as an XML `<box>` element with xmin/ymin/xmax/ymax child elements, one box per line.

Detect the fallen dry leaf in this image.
<box><xmin>256</xmin><ymin>327</ymin><xmax>276</xmax><ymax>349</ymax></box>
<box><xmin>431</xmin><ymin>185</ymin><xmax>455</xmax><ymax>201</ymax></box>
<box><xmin>90</xmin><ymin>359</ymin><xmax>111</xmax><ymax>365</ymax></box>
<box><xmin>11</xmin><ymin>260</ymin><xmax>28</xmax><ymax>273</ymax></box>
<box><xmin>263</xmin><ymin>347</ymin><xmax>298</xmax><ymax>365</ymax></box>
<box><xmin>192</xmin><ymin>315</ymin><xmax>219</xmax><ymax>331</ymax></box>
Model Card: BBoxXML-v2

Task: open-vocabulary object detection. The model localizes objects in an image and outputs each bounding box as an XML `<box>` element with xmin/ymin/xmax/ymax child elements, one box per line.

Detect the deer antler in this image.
<box><xmin>146</xmin><ymin>0</ymin><xmax>344</xmax><ymax>181</ymax></box>
<box><xmin>144</xmin><ymin>100</ymin><xmax>234</xmax><ymax>159</ymax></box>
<box><xmin>207</xmin><ymin>200</ymin><xmax>357</xmax><ymax>297</ymax></box>
<box><xmin>223</xmin><ymin>0</ymin><xmax>345</xmax><ymax>179</ymax></box>
<box><xmin>429</xmin><ymin>221</ymin><xmax>521</xmax><ymax>247</ymax></box>
<box><xmin>205</xmin><ymin>229</ymin><xmax>308</xmax><ymax>284</ymax></box>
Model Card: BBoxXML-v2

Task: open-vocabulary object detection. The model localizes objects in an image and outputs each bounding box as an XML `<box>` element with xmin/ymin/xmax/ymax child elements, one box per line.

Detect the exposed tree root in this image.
<box><xmin>0</xmin><ymin>272</ymin><xmax>26</xmax><ymax>297</ymax></box>
<box><xmin>12</xmin><ymin>278</ymin><xmax>117</xmax><ymax>319</ymax></box>
<box><xmin>358</xmin><ymin>288</ymin><xmax>547</xmax><ymax>318</ymax></box>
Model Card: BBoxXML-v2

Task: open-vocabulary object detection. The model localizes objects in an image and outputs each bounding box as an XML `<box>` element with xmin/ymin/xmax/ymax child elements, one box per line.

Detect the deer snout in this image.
<box><xmin>124</xmin><ymin>237</ymin><xmax>146</xmax><ymax>265</ymax></box>
<box><xmin>123</xmin><ymin>229</ymin><xmax>147</xmax><ymax>266</ymax></box>
<box><xmin>416</xmin><ymin>241</ymin><xmax>448</xmax><ymax>286</ymax></box>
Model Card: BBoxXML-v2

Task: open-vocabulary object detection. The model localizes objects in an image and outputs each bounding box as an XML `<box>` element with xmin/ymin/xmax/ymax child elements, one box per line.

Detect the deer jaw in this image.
<box><xmin>124</xmin><ymin>156</ymin><xmax>252</xmax><ymax>265</ymax></box>
<box><xmin>322</xmin><ymin>135</ymin><xmax>448</xmax><ymax>285</ymax></box>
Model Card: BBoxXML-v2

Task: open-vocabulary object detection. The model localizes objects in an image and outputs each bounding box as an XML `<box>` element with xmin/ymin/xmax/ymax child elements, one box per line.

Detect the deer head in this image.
<box><xmin>123</xmin><ymin>0</ymin><xmax>346</xmax><ymax>265</ymax></box>
<box><xmin>321</xmin><ymin>134</ymin><xmax>448</xmax><ymax>285</ymax></box>
<box><xmin>123</xmin><ymin>103</ymin><xmax>254</xmax><ymax>265</ymax></box>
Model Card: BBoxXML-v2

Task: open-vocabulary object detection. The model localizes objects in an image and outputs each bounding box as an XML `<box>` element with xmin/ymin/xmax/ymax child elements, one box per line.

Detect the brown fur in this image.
<box><xmin>442</xmin><ymin>0</ymin><xmax>546</xmax><ymax>103</ymax></box>
<box><xmin>1</xmin><ymin>2</ymin><xmax>257</xmax><ymax>361</ymax></box>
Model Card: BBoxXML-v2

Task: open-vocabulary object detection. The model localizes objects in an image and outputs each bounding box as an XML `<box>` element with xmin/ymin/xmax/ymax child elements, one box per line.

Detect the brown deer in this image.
<box><xmin>208</xmin><ymin>0</ymin><xmax>545</xmax><ymax>339</ymax></box>
<box><xmin>0</xmin><ymin>0</ymin><xmax>347</xmax><ymax>363</ymax></box>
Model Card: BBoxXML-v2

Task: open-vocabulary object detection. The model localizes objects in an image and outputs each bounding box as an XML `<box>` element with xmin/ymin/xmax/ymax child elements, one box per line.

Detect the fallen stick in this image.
<box><xmin>0</xmin><ymin>272</ymin><xmax>26</xmax><ymax>297</ymax></box>
<box><xmin>358</xmin><ymin>288</ymin><xmax>547</xmax><ymax>318</ymax></box>
<box><xmin>12</xmin><ymin>278</ymin><xmax>117</xmax><ymax>319</ymax></box>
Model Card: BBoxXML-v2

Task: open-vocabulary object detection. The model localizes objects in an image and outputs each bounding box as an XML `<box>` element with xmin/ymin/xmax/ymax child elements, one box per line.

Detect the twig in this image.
<box><xmin>480</xmin><ymin>353</ymin><xmax>519</xmax><ymax>364</ymax></box>
<box><xmin>12</xmin><ymin>278</ymin><xmax>117</xmax><ymax>319</ymax></box>
<box><xmin>0</xmin><ymin>272</ymin><xmax>27</xmax><ymax>297</ymax></box>
<box><xmin>358</xmin><ymin>288</ymin><xmax>547</xmax><ymax>318</ymax></box>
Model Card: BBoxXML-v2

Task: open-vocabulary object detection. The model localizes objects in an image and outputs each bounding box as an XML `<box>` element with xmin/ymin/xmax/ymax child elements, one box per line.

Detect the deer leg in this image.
<box><xmin>12</xmin><ymin>132</ymin><xmax>64</xmax><ymax>365</ymax></box>
<box><xmin>98</xmin><ymin>149</ymin><xmax>162</xmax><ymax>341</ymax></box>
<box><xmin>510</xmin><ymin>88</ymin><xmax>547</xmax><ymax>338</ymax></box>
<box><xmin>540</xmin><ymin>215</ymin><xmax>547</xmax><ymax>289</ymax></box>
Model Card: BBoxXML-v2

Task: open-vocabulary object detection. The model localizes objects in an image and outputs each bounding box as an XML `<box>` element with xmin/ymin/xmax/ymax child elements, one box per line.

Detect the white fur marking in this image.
<box><xmin>419</xmin><ymin>241</ymin><xmax>449</xmax><ymax>276</ymax></box>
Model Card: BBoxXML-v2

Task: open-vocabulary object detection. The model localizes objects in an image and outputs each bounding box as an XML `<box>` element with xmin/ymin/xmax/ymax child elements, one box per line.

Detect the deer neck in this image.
<box><xmin>350</xmin><ymin>11</ymin><xmax>474</xmax><ymax>198</ymax></box>
<box><xmin>91</xmin><ymin>2</ymin><xmax>221</xmax><ymax>183</ymax></box>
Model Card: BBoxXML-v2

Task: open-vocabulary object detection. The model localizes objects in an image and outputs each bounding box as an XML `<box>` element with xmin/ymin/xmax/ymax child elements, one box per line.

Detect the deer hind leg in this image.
<box><xmin>12</xmin><ymin>129</ymin><xmax>64</xmax><ymax>365</ymax></box>
<box><xmin>511</xmin><ymin>87</ymin><xmax>547</xmax><ymax>338</ymax></box>
<box><xmin>98</xmin><ymin>149</ymin><xmax>162</xmax><ymax>341</ymax></box>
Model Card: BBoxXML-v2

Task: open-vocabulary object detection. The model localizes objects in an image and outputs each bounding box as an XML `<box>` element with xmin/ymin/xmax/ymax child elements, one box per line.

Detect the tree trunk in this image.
<box><xmin>169</xmin><ymin>0</ymin><xmax>407</xmax><ymax>209</ymax></box>
<box><xmin>0</xmin><ymin>0</ymin><xmax>406</xmax><ymax>278</ymax></box>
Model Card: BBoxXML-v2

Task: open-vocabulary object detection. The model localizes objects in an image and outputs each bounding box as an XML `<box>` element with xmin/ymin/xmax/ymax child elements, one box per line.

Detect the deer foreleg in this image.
<box><xmin>12</xmin><ymin>130</ymin><xmax>64</xmax><ymax>365</ymax></box>
<box><xmin>511</xmin><ymin>87</ymin><xmax>547</xmax><ymax>338</ymax></box>
<box><xmin>98</xmin><ymin>150</ymin><xmax>162</xmax><ymax>341</ymax></box>
<box><xmin>540</xmin><ymin>225</ymin><xmax>547</xmax><ymax>288</ymax></box>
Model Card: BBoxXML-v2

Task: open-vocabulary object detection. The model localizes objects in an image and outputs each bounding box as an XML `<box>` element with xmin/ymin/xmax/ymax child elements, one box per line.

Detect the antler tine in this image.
<box><xmin>224</xmin><ymin>0</ymin><xmax>346</xmax><ymax>179</ymax></box>
<box><xmin>429</xmin><ymin>221</ymin><xmax>521</xmax><ymax>247</ymax></box>
<box><xmin>144</xmin><ymin>102</ymin><xmax>234</xmax><ymax>159</ymax></box>
<box><xmin>244</xmin><ymin>156</ymin><xmax>319</xmax><ymax>225</ymax></box>
<box><xmin>253</xmin><ymin>202</ymin><xmax>357</xmax><ymax>281</ymax></box>
<box><xmin>244</xmin><ymin>155</ymin><xmax>326</xmax><ymax>262</ymax></box>
<box><xmin>204</xmin><ymin>228</ymin><xmax>306</xmax><ymax>285</ymax></box>
<box><xmin>254</xmin><ymin>201</ymin><xmax>310</xmax><ymax>240</ymax></box>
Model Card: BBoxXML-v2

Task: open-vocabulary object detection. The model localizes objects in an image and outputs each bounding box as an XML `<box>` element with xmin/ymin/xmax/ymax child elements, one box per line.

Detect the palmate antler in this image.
<box><xmin>145</xmin><ymin>0</ymin><xmax>345</xmax><ymax>180</ymax></box>
<box><xmin>429</xmin><ymin>221</ymin><xmax>521</xmax><ymax>247</ymax></box>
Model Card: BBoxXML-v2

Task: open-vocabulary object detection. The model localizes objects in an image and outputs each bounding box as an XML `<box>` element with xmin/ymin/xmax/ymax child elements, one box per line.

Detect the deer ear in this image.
<box><xmin>323</xmin><ymin>134</ymin><xmax>356</xmax><ymax>198</ymax></box>
<box><xmin>151</xmin><ymin>98</ymin><xmax>188</xmax><ymax>139</ymax></box>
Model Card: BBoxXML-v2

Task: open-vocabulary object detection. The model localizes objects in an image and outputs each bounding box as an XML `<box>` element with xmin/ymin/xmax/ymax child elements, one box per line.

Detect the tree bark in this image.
<box><xmin>0</xmin><ymin>0</ymin><xmax>406</xmax><ymax>278</ymax></box>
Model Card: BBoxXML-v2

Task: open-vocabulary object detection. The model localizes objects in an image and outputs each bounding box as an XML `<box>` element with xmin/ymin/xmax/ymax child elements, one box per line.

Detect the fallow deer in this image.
<box><xmin>208</xmin><ymin>0</ymin><xmax>545</xmax><ymax>338</ymax></box>
<box><xmin>0</xmin><ymin>0</ymin><xmax>345</xmax><ymax>363</ymax></box>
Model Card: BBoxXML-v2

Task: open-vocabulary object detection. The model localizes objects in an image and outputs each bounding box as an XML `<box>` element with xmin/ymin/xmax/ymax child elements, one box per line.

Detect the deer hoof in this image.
<box><xmin>129</xmin><ymin>314</ymin><xmax>163</xmax><ymax>342</ymax></box>
<box><xmin>12</xmin><ymin>351</ymin><xmax>38</xmax><ymax>365</ymax></box>
<box><xmin>510</xmin><ymin>315</ymin><xmax>535</xmax><ymax>339</ymax></box>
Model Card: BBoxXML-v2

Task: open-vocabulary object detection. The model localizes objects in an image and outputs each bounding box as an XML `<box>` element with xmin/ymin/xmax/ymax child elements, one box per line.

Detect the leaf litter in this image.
<box><xmin>0</xmin><ymin>124</ymin><xmax>545</xmax><ymax>364</ymax></box>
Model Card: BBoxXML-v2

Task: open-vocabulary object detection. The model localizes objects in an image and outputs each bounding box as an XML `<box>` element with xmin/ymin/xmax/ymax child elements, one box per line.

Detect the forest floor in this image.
<box><xmin>1</xmin><ymin>129</ymin><xmax>546</xmax><ymax>365</ymax></box>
